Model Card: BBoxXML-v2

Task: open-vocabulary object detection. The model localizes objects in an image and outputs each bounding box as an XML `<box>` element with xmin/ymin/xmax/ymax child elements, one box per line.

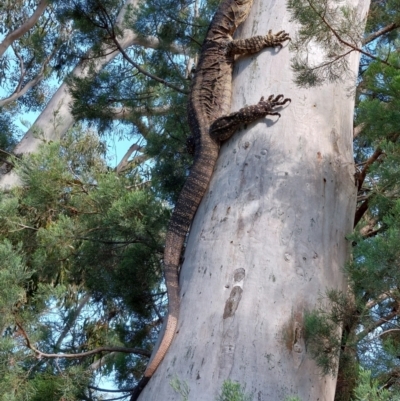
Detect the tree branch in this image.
<box><xmin>357</xmin><ymin>147</ymin><xmax>383</xmax><ymax>191</ymax></box>
<box><xmin>88</xmin><ymin>352</ymin><xmax>115</xmax><ymax>370</ymax></box>
<box><xmin>0</xmin><ymin>45</ymin><xmax>58</xmax><ymax>108</ymax></box>
<box><xmin>113</xmin><ymin>38</ymin><xmax>188</xmax><ymax>94</ymax></box>
<box><xmin>97</xmin><ymin>3</ymin><xmax>188</xmax><ymax>94</ymax></box>
<box><xmin>88</xmin><ymin>385</ymin><xmax>135</xmax><ymax>393</ymax></box>
<box><xmin>366</xmin><ymin>290</ymin><xmax>397</xmax><ymax>309</ymax></box>
<box><xmin>15</xmin><ymin>320</ymin><xmax>150</xmax><ymax>359</ymax></box>
<box><xmin>117</xmin><ymin>154</ymin><xmax>149</xmax><ymax>173</ymax></box>
<box><xmin>363</xmin><ymin>23</ymin><xmax>400</xmax><ymax>45</ymax></box>
<box><xmin>353</xmin><ymin>123</ymin><xmax>365</xmax><ymax>139</ymax></box>
<box><xmin>54</xmin><ymin>293</ymin><xmax>91</xmax><ymax>350</ymax></box>
<box><xmin>354</xmin><ymin>198</ymin><xmax>369</xmax><ymax>227</ymax></box>
<box><xmin>356</xmin><ymin>310</ymin><xmax>398</xmax><ymax>341</ymax></box>
<box><xmin>116</xmin><ymin>143</ymin><xmax>143</xmax><ymax>174</ymax></box>
<box><xmin>307</xmin><ymin>0</ymin><xmax>399</xmax><ymax>69</ymax></box>
<box><xmin>73</xmin><ymin>236</ymin><xmax>149</xmax><ymax>245</ymax></box>
<box><xmin>359</xmin><ymin>215</ymin><xmax>378</xmax><ymax>237</ymax></box>
<box><xmin>109</xmin><ymin>105</ymin><xmax>171</xmax><ymax>119</ymax></box>
<box><xmin>0</xmin><ymin>0</ymin><xmax>48</xmax><ymax>58</ymax></box>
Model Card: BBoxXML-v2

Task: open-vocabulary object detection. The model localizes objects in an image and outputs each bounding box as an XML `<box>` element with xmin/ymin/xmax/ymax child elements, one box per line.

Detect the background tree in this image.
<box><xmin>1</xmin><ymin>0</ymin><xmax>400</xmax><ymax>400</ymax></box>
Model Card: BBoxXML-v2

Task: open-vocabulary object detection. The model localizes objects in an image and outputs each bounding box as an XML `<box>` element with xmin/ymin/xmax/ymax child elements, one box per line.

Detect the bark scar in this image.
<box><xmin>223</xmin><ymin>268</ymin><xmax>246</xmax><ymax>319</ymax></box>
<box><xmin>223</xmin><ymin>286</ymin><xmax>243</xmax><ymax>319</ymax></box>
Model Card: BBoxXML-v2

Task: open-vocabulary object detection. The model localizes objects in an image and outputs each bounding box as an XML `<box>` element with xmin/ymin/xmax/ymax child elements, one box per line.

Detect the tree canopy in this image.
<box><xmin>1</xmin><ymin>0</ymin><xmax>400</xmax><ymax>400</ymax></box>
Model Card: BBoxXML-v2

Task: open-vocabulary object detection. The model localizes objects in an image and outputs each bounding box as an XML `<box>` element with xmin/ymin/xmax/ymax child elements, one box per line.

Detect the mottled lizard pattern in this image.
<box><xmin>130</xmin><ymin>0</ymin><xmax>290</xmax><ymax>399</ymax></box>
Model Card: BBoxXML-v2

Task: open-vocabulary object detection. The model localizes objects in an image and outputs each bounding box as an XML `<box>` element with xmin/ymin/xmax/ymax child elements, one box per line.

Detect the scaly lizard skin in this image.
<box><xmin>130</xmin><ymin>0</ymin><xmax>290</xmax><ymax>399</ymax></box>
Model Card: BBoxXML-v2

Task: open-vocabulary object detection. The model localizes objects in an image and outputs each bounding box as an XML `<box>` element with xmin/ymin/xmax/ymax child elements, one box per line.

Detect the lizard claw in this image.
<box><xmin>257</xmin><ymin>94</ymin><xmax>291</xmax><ymax>118</ymax></box>
<box><xmin>265</xmin><ymin>30</ymin><xmax>291</xmax><ymax>48</ymax></box>
<box><xmin>270</xmin><ymin>94</ymin><xmax>291</xmax><ymax>106</ymax></box>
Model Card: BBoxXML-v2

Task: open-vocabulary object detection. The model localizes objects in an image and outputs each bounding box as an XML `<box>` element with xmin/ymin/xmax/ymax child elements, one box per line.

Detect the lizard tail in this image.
<box><xmin>130</xmin><ymin>151</ymin><xmax>218</xmax><ymax>400</ymax></box>
<box><xmin>143</xmin><ymin>158</ymin><xmax>212</xmax><ymax>375</ymax></box>
<box><xmin>144</xmin><ymin>258</ymin><xmax>180</xmax><ymax>378</ymax></box>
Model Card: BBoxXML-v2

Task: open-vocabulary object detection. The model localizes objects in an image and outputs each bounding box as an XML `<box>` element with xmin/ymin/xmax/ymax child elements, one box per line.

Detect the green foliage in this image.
<box><xmin>170</xmin><ymin>375</ymin><xmax>190</xmax><ymax>401</ymax></box>
<box><xmin>0</xmin><ymin>240</ymin><xmax>31</xmax><ymax>330</ymax></box>
<box><xmin>216</xmin><ymin>380</ymin><xmax>252</xmax><ymax>401</ymax></box>
<box><xmin>287</xmin><ymin>0</ymin><xmax>375</xmax><ymax>87</ymax></box>
<box><xmin>0</xmin><ymin>126</ymin><xmax>169</xmax><ymax>398</ymax></box>
<box><xmin>0</xmin><ymin>111</ymin><xmax>18</xmax><ymax>152</ymax></box>
<box><xmin>170</xmin><ymin>378</ymin><xmax>253</xmax><ymax>401</ymax></box>
<box><xmin>303</xmin><ymin>291</ymin><xmax>358</xmax><ymax>376</ymax></box>
<box><xmin>352</xmin><ymin>369</ymin><xmax>398</xmax><ymax>401</ymax></box>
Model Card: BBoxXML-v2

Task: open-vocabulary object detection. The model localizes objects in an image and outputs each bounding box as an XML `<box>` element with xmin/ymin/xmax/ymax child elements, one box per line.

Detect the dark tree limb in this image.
<box><xmin>357</xmin><ymin>148</ymin><xmax>383</xmax><ymax>191</ymax></box>
<box><xmin>356</xmin><ymin>310</ymin><xmax>399</xmax><ymax>341</ymax></box>
<box><xmin>88</xmin><ymin>385</ymin><xmax>135</xmax><ymax>393</ymax></box>
<box><xmin>354</xmin><ymin>199</ymin><xmax>369</xmax><ymax>227</ymax></box>
<box><xmin>15</xmin><ymin>320</ymin><xmax>151</xmax><ymax>359</ymax></box>
<box><xmin>363</xmin><ymin>23</ymin><xmax>400</xmax><ymax>45</ymax></box>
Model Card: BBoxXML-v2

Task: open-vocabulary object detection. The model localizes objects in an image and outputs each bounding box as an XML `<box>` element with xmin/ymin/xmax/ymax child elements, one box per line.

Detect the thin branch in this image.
<box><xmin>357</xmin><ymin>148</ymin><xmax>383</xmax><ymax>191</ymax></box>
<box><xmin>0</xmin><ymin>45</ymin><xmax>58</xmax><ymax>108</ymax></box>
<box><xmin>353</xmin><ymin>123</ymin><xmax>365</xmax><ymax>139</ymax></box>
<box><xmin>0</xmin><ymin>148</ymin><xmax>16</xmax><ymax>159</ymax></box>
<box><xmin>93</xmin><ymin>0</ymin><xmax>188</xmax><ymax>94</ymax></box>
<box><xmin>88</xmin><ymin>385</ymin><xmax>135</xmax><ymax>393</ymax></box>
<box><xmin>307</xmin><ymin>0</ymin><xmax>399</xmax><ymax>69</ymax></box>
<box><xmin>0</xmin><ymin>157</ymin><xmax>14</xmax><ymax>168</ymax></box>
<box><xmin>374</xmin><ymin>328</ymin><xmax>400</xmax><ymax>340</ymax></box>
<box><xmin>363</xmin><ymin>23</ymin><xmax>400</xmax><ymax>45</ymax></box>
<box><xmin>114</xmin><ymin>39</ymin><xmax>188</xmax><ymax>94</ymax></box>
<box><xmin>96</xmin><ymin>394</ymin><xmax>129</xmax><ymax>401</ymax></box>
<box><xmin>8</xmin><ymin>222</ymin><xmax>39</xmax><ymax>231</ymax></box>
<box><xmin>13</xmin><ymin>45</ymin><xmax>27</xmax><ymax>93</ymax></box>
<box><xmin>73</xmin><ymin>236</ymin><xmax>147</xmax><ymax>245</ymax></box>
<box><xmin>116</xmin><ymin>143</ymin><xmax>143</xmax><ymax>174</ymax></box>
<box><xmin>117</xmin><ymin>154</ymin><xmax>149</xmax><ymax>173</ymax></box>
<box><xmin>15</xmin><ymin>320</ymin><xmax>150</xmax><ymax>359</ymax></box>
<box><xmin>366</xmin><ymin>290</ymin><xmax>397</xmax><ymax>309</ymax></box>
<box><xmin>109</xmin><ymin>105</ymin><xmax>171</xmax><ymax>119</ymax></box>
<box><xmin>356</xmin><ymin>310</ymin><xmax>399</xmax><ymax>341</ymax></box>
<box><xmin>54</xmin><ymin>293</ymin><xmax>91</xmax><ymax>350</ymax></box>
<box><xmin>359</xmin><ymin>215</ymin><xmax>378</xmax><ymax>237</ymax></box>
<box><xmin>0</xmin><ymin>0</ymin><xmax>48</xmax><ymax>58</ymax></box>
<box><xmin>307</xmin><ymin>48</ymin><xmax>354</xmax><ymax>74</ymax></box>
<box><xmin>354</xmin><ymin>198</ymin><xmax>369</xmax><ymax>227</ymax></box>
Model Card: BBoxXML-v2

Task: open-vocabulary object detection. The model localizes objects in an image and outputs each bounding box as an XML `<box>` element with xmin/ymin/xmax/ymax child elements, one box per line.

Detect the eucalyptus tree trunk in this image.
<box><xmin>139</xmin><ymin>0</ymin><xmax>369</xmax><ymax>400</ymax></box>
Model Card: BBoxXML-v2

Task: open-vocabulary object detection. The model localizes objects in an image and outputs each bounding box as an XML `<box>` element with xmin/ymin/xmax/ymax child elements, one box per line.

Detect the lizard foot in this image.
<box><xmin>264</xmin><ymin>30</ymin><xmax>290</xmax><ymax>48</ymax></box>
<box><xmin>257</xmin><ymin>94</ymin><xmax>291</xmax><ymax>118</ymax></box>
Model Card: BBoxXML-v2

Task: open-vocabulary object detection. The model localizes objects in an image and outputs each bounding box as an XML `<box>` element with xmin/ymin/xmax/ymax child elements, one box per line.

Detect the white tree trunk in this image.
<box><xmin>139</xmin><ymin>0</ymin><xmax>370</xmax><ymax>400</ymax></box>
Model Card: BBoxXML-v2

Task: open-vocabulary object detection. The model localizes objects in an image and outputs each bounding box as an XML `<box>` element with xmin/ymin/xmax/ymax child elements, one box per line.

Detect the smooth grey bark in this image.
<box><xmin>138</xmin><ymin>0</ymin><xmax>370</xmax><ymax>400</ymax></box>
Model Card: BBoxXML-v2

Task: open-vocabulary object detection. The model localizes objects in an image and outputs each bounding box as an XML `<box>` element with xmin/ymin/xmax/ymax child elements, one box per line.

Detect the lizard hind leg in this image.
<box><xmin>209</xmin><ymin>94</ymin><xmax>290</xmax><ymax>142</ymax></box>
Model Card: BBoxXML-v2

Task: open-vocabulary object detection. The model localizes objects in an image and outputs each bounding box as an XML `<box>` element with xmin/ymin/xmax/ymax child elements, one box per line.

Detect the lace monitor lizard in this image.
<box><xmin>130</xmin><ymin>0</ymin><xmax>290</xmax><ymax>399</ymax></box>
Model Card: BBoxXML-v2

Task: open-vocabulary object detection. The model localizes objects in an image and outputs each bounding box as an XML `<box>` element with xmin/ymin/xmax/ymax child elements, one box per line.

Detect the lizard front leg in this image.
<box><xmin>227</xmin><ymin>30</ymin><xmax>290</xmax><ymax>55</ymax></box>
<box><xmin>209</xmin><ymin>95</ymin><xmax>290</xmax><ymax>142</ymax></box>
